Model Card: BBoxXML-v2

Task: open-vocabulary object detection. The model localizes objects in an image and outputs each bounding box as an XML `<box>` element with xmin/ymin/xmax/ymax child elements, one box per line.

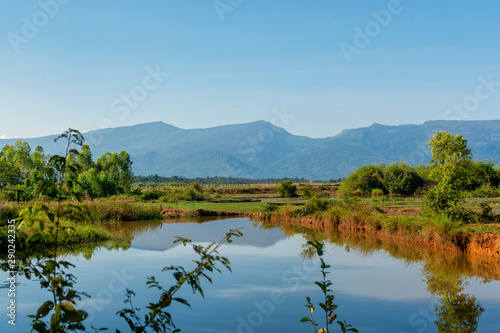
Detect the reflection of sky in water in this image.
<box><xmin>1</xmin><ymin>218</ymin><xmax>499</xmax><ymax>332</ymax></box>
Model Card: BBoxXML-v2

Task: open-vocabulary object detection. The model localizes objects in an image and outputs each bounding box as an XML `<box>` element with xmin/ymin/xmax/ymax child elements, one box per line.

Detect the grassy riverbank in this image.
<box><xmin>0</xmin><ymin>201</ymin><xmax>162</xmax><ymax>249</ymax></box>
<box><xmin>0</xmin><ymin>201</ymin><xmax>163</xmax><ymax>223</ymax></box>
<box><xmin>1</xmin><ymin>193</ymin><xmax>499</xmax><ymax>252</ymax></box>
<box><xmin>249</xmin><ymin>197</ymin><xmax>500</xmax><ymax>256</ymax></box>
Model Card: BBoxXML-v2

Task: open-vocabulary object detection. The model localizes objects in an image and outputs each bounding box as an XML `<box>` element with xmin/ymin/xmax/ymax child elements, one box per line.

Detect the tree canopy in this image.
<box><xmin>0</xmin><ymin>140</ymin><xmax>133</xmax><ymax>200</ymax></box>
<box><xmin>425</xmin><ymin>131</ymin><xmax>473</xmax><ymax>212</ymax></box>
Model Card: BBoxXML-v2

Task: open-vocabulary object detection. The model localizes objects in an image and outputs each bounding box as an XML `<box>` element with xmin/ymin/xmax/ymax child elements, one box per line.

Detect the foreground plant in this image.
<box><xmin>301</xmin><ymin>240</ymin><xmax>358</xmax><ymax>333</ymax></box>
<box><xmin>16</xmin><ymin>129</ymin><xmax>91</xmax><ymax>332</ymax></box>
<box><xmin>117</xmin><ymin>228</ymin><xmax>242</xmax><ymax>332</ymax></box>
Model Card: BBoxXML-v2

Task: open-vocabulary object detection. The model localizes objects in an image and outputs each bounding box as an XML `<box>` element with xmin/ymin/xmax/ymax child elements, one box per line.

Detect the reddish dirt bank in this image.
<box><xmin>251</xmin><ymin>213</ymin><xmax>500</xmax><ymax>258</ymax></box>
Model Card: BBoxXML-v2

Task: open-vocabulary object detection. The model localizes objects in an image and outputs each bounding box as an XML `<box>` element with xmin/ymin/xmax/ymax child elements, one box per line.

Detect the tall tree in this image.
<box><xmin>425</xmin><ymin>131</ymin><xmax>472</xmax><ymax>212</ymax></box>
<box><xmin>77</xmin><ymin>144</ymin><xmax>94</xmax><ymax>172</ymax></box>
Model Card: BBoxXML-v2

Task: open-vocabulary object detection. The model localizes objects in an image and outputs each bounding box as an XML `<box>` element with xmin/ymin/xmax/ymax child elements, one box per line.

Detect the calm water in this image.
<box><xmin>1</xmin><ymin>218</ymin><xmax>500</xmax><ymax>332</ymax></box>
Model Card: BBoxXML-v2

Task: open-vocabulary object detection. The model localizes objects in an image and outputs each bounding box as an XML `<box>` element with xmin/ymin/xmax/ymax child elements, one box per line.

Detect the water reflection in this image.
<box><xmin>254</xmin><ymin>218</ymin><xmax>499</xmax><ymax>332</ymax></box>
<box><xmin>2</xmin><ymin>217</ymin><xmax>498</xmax><ymax>332</ymax></box>
<box><xmin>254</xmin><ymin>219</ymin><xmax>500</xmax><ymax>281</ymax></box>
<box><xmin>424</xmin><ymin>270</ymin><xmax>485</xmax><ymax>332</ymax></box>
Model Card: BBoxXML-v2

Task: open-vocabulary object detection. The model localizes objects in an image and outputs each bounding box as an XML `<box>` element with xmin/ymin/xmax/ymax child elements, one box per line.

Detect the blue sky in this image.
<box><xmin>1</xmin><ymin>0</ymin><xmax>499</xmax><ymax>139</ymax></box>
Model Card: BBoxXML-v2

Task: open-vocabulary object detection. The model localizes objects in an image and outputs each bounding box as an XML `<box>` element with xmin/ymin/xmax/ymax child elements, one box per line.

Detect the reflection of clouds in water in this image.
<box><xmin>4</xmin><ymin>217</ymin><xmax>500</xmax><ymax>332</ymax></box>
<box><xmin>213</xmin><ymin>284</ymin><xmax>317</xmax><ymax>299</ymax></box>
<box><xmin>458</xmin><ymin>277</ymin><xmax>500</xmax><ymax>302</ymax></box>
<box><xmin>131</xmin><ymin>218</ymin><xmax>288</xmax><ymax>251</ymax></box>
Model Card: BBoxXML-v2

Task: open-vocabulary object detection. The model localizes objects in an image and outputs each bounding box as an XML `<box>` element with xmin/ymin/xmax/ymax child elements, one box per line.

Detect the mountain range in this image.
<box><xmin>1</xmin><ymin>120</ymin><xmax>499</xmax><ymax>179</ymax></box>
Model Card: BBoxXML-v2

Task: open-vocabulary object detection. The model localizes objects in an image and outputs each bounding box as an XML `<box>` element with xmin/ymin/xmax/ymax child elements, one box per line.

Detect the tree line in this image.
<box><xmin>0</xmin><ymin>140</ymin><xmax>133</xmax><ymax>200</ymax></box>
<box><xmin>133</xmin><ymin>175</ymin><xmax>343</xmax><ymax>186</ymax></box>
<box><xmin>338</xmin><ymin>155</ymin><xmax>499</xmax><ymax>197</ymax></box>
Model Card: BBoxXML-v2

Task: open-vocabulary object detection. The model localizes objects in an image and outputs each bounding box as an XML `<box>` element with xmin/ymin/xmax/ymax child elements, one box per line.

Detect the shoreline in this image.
<box><xmin>159</xmin><ymin>208</ymin><xmax>500</xmax><ymax>257</ymax></box>
<box><xmin>249</xmin><ymin>213</ymin><xmax>500</xmax><ymax>258</ymax></box>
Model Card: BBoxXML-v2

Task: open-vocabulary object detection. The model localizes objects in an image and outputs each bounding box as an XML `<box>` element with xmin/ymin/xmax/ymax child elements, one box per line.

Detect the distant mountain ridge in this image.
<box><xmin>1</xmin><ymin>120</ymin><xmax>499</xmax><ymax>179</ymax></box>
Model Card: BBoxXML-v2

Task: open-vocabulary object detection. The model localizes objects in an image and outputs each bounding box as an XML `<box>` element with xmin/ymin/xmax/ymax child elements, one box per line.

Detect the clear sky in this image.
<box><xmin>1</xmin><ymin>0</ymin><xmax>499</xmax><ymax>139</ymax></box>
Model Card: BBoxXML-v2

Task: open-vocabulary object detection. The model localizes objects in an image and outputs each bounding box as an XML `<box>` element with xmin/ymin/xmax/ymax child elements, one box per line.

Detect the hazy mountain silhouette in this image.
<box><xmin>1</xmin><ymin>120</ymin><xmax>499</xmax><ymax>179</ymax></box>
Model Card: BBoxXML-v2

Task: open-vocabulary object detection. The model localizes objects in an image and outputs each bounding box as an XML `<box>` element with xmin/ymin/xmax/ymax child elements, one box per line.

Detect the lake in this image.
<box><xmin>1</xmin><ymin>217</ymin><xmax>500</xmax><ymax>332</ymax></box>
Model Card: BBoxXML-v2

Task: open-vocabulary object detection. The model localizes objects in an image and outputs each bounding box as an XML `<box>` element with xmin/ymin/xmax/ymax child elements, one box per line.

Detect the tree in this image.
<box><xmin>95</xmin><ymin>151</ymin><xmax>134</xmax><ymax>196</ymax></box>
<box><xmin>424</xmin><ymin>270</ymin><xmax>484</xmax><ymax>333</ymax></box>
<box><xmin>425</xmin><ymin>131</ymin><xmax>472</xmax><ymax>212</ymax></box>
<box><xmin>24</xmin><ymin>146</ymin><xmax>49</xmax><ymax>200</ymax></box>
<box><xmin>77</xmin><ymin>168</ymin><xmax>102</xmax><ymax>199</ymax></box>
<box><xmin>383</xmin><ymin>162</ymin><xmax>424</xmax><ymax>195</ymax></box>
<box><xmin>277</xmin><ymin>180</ymin><xmax>297</xmax><ymax>198</ymax></box>
<box><xmin>0</xmin><ymin>141</ymin><xmax>33</xmax><ymax>181</ymax></box>
<box><xmin>77</xmin><ymin>144</ymin><xmax>94</xmax><ymax>172</ymax></box>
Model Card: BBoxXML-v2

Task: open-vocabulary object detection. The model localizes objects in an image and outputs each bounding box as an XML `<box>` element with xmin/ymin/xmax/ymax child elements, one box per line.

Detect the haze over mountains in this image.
<box><xmin>1</xmin><ymin>120</ymin><xmax>499</xmax><ymax>180</ymax></box>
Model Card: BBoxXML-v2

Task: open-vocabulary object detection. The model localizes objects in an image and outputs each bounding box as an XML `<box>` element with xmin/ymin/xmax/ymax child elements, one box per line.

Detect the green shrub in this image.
<box><xmin>469</xmin><ymin>184</ymin><xmax>500</xmax><ymax>198</ymax></box>
<box><xmin>339</xmin><ymin>165</ymin><xmax>385</xmax><ymax>197</ymax></box>
<box><xmin>179</xmin><ymin>185</ymin><xmax>205</xmax><ymax>201</ymax></box>
<box><xmin>465</xmin><ymin>161</ymin><xmax>500</xmax><ymax>190</ymax></box>
<box><xmin>414</xmin><ymin>164</ymin><xmax>433</xmax><ymax>183</ymax></box>
<box><xmin>130</xmin><ymin>188</ymin><xmax>142</xmax><ymax>195</ymax></box>
<box><xmin>278</xmin><ymin>204</ymin><xmax>295</xmax><ymax>217</ymax></box>
<box><xmin>141</xmin><ymin>189</ymin><xmax>162</xmax><ymax>201</ymax></box>
<box><xmin>371</xmin><ymin>188</ymin><xmax>384</xmax><ymax>197</ymax></box>
<box><xmin>383</xmin><ymin>162</ymin><xmax>424</xmax><ymax>195</ymax></box>
<box><xmin>263</xmin><ymin>203</ymin><xmax>279</xmax><ymax>213</ymax></box>
<box><xmin>428</xmin><ymin>213</ymin><xmax>460</xmax><ymax>237</ymax></box>
<box><xmin>277</xmin><ymin>180</ymin><xmax>298</xmax><ymax>198</ymax></box>
<box><xmin>477</xmin><ymin>203</ymin><xmax>500</xmax><ymax>223</ymax></box>
<box><xmin>294</xmin><ymin>197</ymin><xmax>330</xmax><ymax>217</ymax></box>
<box><xmin>0</xmin><ymin>203</ymin><xmax>23</xmax><ymax>221</ymax></box>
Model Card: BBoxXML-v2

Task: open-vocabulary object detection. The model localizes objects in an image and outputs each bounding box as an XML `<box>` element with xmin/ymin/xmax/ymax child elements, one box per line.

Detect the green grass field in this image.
<box><xmin>154</xmin><ymin>201</ymin><xmax>268</xmax><ymax>212</ymax></box>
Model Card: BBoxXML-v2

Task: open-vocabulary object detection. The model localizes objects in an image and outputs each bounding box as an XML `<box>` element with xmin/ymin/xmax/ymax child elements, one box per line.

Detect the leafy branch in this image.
<box><xmin>116</xmin><ymin>228</ymin><xmax>243</xmax><ymax>332</ymax></box>
<box><xmin>301</xmin><ymin>240</ymin><xmax>358</xmax><ymax>333</ymax></box>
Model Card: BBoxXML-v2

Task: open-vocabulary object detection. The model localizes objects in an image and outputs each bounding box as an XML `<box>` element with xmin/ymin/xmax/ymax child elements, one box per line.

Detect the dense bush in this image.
<box><xmin>339</xmin><ymin>165</ymin><xmax>385</xmax><ymax>196</ymax></box>
<box><xmin>294</xmin><ymin>196</ymin><xmax>330</xmax><ymax>217</ymax></box>
<box><xmin>277</xmin><ymin>180</ymin><xmax>298</xmax><ymax>198</ymax></box>
<box><xmin>141</xmin><ymin>189</ymin><xmax>162</xmax><ymax>201</ymax></box>
<box><xmin>383</xmin><ymin>162</ymin><xmax>424</xmax><ymax>195</ymax></box>
<box><xmin>414</xmin><ymin>164</ymin><xmax>433</xmax><ymax>183</ymax></box>
<box><xmin>469</xmin><ymin>184</ymin><xmax>500</xmax><ymax>198</ymax></box>
<box><xmin>465</xmin><ymin>161</ymin><xmax>500</xmax><ymax>190</ymax></box>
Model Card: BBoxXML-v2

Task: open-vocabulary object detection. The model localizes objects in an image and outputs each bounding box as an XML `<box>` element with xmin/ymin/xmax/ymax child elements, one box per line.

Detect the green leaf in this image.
<box><xmin>36</xmin><ymin>301</ymin><xmax>54</xmax><ymax>318</ymax></box>
<box><xmin>45</xmin><ymin>261</ymin><xmax>56</xmax><ymax>273</ymax></box>
<box><xmin>300</xmin><ymin>317</ymin><xmax>312</xmax><ymax>322</ymax></box>
<box><xmin>31</xmin><ymin>321</ymin><xmax>47</xmax><ymax>333</ymax></box>
<box><xmin>315</xmin><ymin>281</ymin><xmax>327</xmax><ymax>294</ymax></box>
<box><xmin>60</xmin><ymin>301</ymin><xmax>75</xmax><ymax>312</ymax></box>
